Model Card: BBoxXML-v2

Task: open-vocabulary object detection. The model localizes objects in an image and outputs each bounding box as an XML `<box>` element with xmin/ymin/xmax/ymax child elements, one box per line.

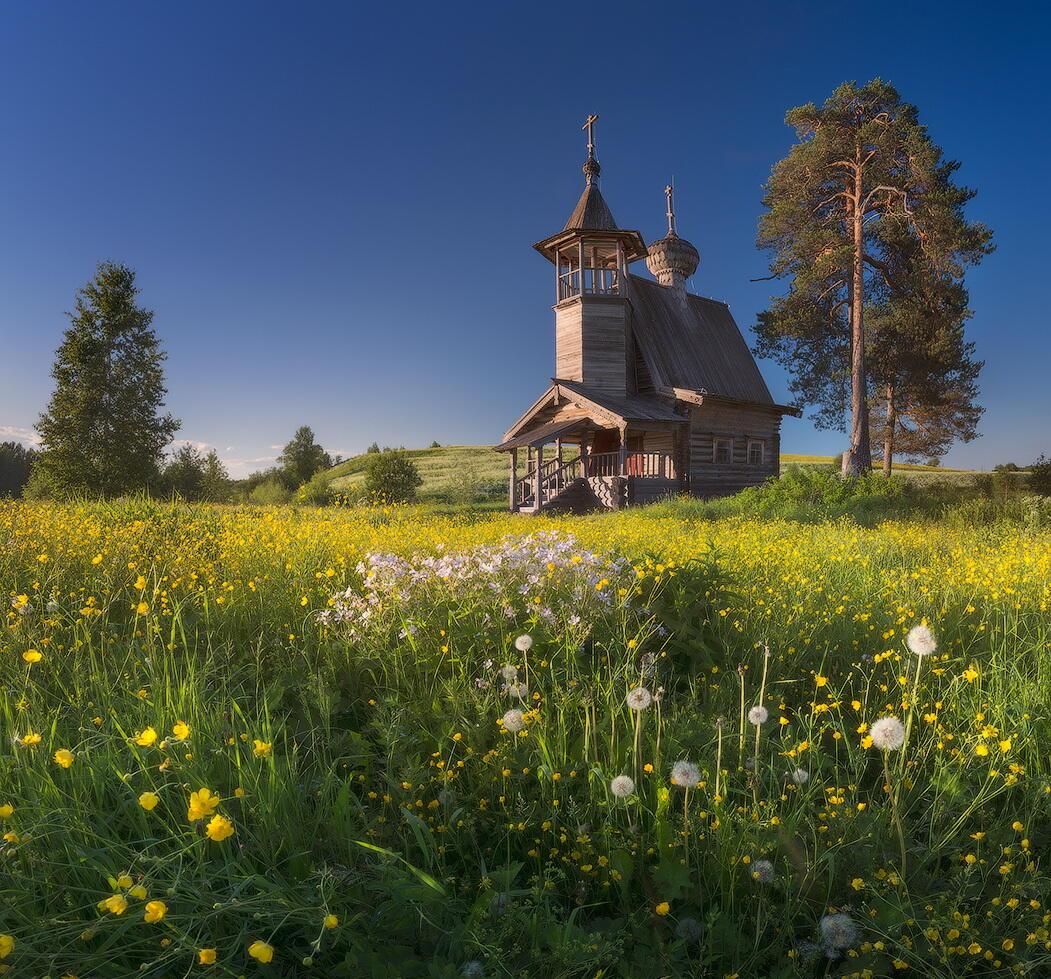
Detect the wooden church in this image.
<box><xmin>495</xmin><ymin>116</ymin><xmax>799</xmax><ymax>513</ymax></box>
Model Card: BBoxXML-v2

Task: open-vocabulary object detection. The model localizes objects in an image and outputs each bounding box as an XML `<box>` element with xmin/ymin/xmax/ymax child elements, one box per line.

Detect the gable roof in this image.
<box><xmin>554</xmin><ymin>378</ymin><xmax>683</xmax><ymax>422</ymax></box>
<box><xmin>498</xmin><ymin>380</ymin><xmax>684</xmax><ymax>447</ymax></box>
<box><xmin>625</xmin><ymin>274</ymin><xmax>775</xmax><ymax>406</ymax></box>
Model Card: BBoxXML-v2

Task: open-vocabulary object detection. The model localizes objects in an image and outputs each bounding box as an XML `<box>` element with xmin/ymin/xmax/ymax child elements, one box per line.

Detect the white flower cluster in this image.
<box><xmin>320</xmin><ymin>532</ymin><xmax>631</xmax><ymax>638</ymax></box>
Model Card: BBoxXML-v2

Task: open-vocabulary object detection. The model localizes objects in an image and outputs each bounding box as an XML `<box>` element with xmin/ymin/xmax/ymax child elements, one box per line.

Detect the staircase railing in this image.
<box><xmin>517</xmin><ymin>456</ymin><xmax>582</xmax><ymax>509</ymax></box>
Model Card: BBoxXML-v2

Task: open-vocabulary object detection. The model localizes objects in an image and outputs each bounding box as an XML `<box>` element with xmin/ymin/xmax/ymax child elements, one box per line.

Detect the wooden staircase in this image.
<box><xmin>515</xmin><ymin>457</ymin><xmax>598</xmax><ymax>514</ymax></box>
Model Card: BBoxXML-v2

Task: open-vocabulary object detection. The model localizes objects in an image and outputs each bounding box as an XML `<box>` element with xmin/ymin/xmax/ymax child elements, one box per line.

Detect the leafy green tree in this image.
<box><xmin>757</xmin><ymin>79</ymin><xmax>992</xmax><ymax>476</ymax></box>
<box><xmin>278</xmin><ymin>426</ymin><xmax>331</xmax><ymax>486</ymax></box>
<box><xmin>160</xmin><ymin>444</ymin><xmax>230</xmax><ymax>501</ymax></box>
<box><xmin>366</xmin><ymin>442</ymin><xmax>381</xmax><ymax>454</ymax></box>
<box><xmin>363</xmin><ymin>449</ymin><xmax>422</xmax><ymax>503</ymax></box>
<box><xmin>0</xmin><ymin>442</ymin><xmax>38</xmax><ymax>497</ymax></box>
<box><xmin>34</xmin><ymin>262</ymin><xmax>179</xmax><ymax>497</ymax></box>
<box><xmin>867</xmin><ymin>265</ymin><xmax>983</xmax><ymax>474</ymax></box>
<box><xmin>1029</xmin><ymin>456</ymin><xmax>1051</xmax><ymax>496</ymax></box>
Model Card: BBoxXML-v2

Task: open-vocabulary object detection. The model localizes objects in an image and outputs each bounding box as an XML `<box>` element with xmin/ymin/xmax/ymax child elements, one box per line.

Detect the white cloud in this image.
<box><xmin>169</xmin><ymin>438</ymin><xmax>214</xmax><ymax>453</ymax></box>
<box><xmin>0</xmin><ymin>425</ymin><xmax>41</xmax><ymax>447</ymax></box>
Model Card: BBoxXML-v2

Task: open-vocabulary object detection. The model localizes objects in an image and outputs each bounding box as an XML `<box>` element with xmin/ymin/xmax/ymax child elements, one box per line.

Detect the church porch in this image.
<box><xmin>495</xmin><ymin>418</ymin><xmax>683</xmax><ymax>514</ymax></box>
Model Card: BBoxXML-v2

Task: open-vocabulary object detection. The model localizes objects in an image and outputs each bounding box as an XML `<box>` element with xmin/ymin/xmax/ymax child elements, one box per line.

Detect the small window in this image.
<box><xmin>748</xmin><ymin>439</ymin><xmax>765</xmax><ymax>466</ymax></box>
<box><xmin>713</xmin><ymin>437</ymin><xmax>732</xmax><ymax>464</ymax></box>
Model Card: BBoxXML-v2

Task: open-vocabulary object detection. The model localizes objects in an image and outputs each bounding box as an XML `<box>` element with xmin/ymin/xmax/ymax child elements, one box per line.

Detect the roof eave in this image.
<box><xmin>533</xmin><ymin>229</ymin><xmax>648</xmax><ymax>264</ymax></box>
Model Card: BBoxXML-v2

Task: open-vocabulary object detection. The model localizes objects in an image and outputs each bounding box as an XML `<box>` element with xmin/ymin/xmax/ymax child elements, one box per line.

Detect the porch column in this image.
<box><xmin>579</xmin><ymin>436</ymin><xmax>589</xmax><ymax>478</ymax></box>
<box><xmin>618</xmin><ymin>424</ymin><xmax>628</xmax><ymax>476</ymax></box>
<box><xmin>534</xmin><ymin>443</ymin><xmax>544</xmax><ymax>507</ymax></box>
<box><xmin>509</xmin><ymin>448</ymin><xmax>518</xmax><ymax>510</ymax></box>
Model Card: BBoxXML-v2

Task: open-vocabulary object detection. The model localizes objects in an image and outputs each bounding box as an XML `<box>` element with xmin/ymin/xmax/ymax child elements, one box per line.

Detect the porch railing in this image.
<box><xmin>513</xmin><ymin>450</ymin><xmax>678</xmax><ymax>510</ymax></box>
<box><xmin>585</xmin><ymin>451</ymin><xmax>676</xmax><ymax>479</ymax></box>
<box><xmin>516</xmin><ymin>456</ymin><xmax>582</xmax><ymax>509</ymax></box>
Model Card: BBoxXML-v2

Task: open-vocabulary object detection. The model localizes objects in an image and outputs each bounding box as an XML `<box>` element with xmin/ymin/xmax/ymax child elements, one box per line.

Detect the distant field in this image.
<box><xmin>327</xmin><ymin>444</ymin><xmax>978</xmax><ymax>500</ymax></box>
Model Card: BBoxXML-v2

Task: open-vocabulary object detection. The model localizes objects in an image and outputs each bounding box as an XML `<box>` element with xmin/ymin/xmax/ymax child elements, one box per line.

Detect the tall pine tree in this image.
<box><xmin>35</xmin><ymin>262</ymin><xmax>179</xmax><ymax>497</ymax></box>
<box><xmin>756</xmin><ymin>79</ymin><xmax>992</xmax><ymax>475</ymax></box>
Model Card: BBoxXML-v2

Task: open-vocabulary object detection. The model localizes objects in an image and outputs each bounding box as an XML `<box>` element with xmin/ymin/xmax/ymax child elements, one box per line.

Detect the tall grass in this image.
<box><xmin>0</xmin><ymin>496</ymin><xmax>1048</xmax><ymax>977</ymax></box>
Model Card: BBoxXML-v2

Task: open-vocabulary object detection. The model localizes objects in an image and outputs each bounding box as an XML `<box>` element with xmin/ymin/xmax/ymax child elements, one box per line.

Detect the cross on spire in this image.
<box><xmin>581</xmin><ymin>114</ymin><xmax>601</xmax><ymax>185</ymax></box>
<box><xmin>582</xmin><ymin>114</ymin><xmax>599</xmax><ymax>157</ymax></box>
<box><xmin>665</xmin><ymin>181</ymin><xmax>677</xmax><ymax>236</ymax></box>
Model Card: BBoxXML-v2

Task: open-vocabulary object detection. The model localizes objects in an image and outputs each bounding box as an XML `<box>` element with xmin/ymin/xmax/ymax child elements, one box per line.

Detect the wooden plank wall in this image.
<box><xmin>687</xmin><ymin>403</ymin><xmax>782</xmax><ymax>497</ymax></box>
<box><xmin>555</xmin><ymin>296</ymin><xmax>628</xmax><ymax>395</ymax></box>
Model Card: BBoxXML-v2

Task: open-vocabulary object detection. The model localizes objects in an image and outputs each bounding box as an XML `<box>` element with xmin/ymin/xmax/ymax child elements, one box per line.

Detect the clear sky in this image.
<box><xmin>1</xmin><ymin>2</ymin><xmax>1048</xmax><ymax>476</ymax></box>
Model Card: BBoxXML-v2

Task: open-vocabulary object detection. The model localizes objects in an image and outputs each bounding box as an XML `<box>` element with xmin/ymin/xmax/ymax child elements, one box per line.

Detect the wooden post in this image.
<box><xmin>618</xmin><ymin>425</ymin><xmax>627</xmax><ymax>477</ymax></box>
<box><xmin>578</xmin><ymin>240</ymin><xmax>585</xmax><ymax>295</ymax></box>
<box><xmin>579</xmin><ymin>436</ymin><xmax>589</xmax><ymax>478</ymax></box>
<box><xmin>509</xmin><ymin>448</ymin><xmax>518</xmax><ymax>510</ymax></box>
<box><xmin>534</xmin><ymin>443</ymin><xmax>544</xmax><ymax>508</ymax></box>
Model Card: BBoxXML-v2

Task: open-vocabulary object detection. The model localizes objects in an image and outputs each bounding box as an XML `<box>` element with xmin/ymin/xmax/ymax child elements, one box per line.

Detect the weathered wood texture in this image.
<box><xmin>687</xmin><ymin>403</ymin><xmax>781</xmax><ymax>496</ymax></box>
<box><xmin>555</xmin><ymin>296</ymin><xmax>630</xmax><ymax>395</ymax></box>
<box><xmin>625</xmin><ymin>275</ymin><xmax>775</xmax><ymax>404</ymax></box>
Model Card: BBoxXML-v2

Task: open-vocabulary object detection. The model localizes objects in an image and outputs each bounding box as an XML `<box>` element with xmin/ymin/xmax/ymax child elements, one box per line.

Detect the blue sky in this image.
<box><xmin>1</xmin><ymin>2</ymin><xmax>1047</xmax><ymax>475</ymax></box>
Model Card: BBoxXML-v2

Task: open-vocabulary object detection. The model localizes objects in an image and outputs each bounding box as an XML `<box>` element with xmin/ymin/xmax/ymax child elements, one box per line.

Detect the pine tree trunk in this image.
<box><xmin>844</xmin><ymin>160</ymin><xmax>872</xmax><ymax>477</ymax></box>
<box><xmin>882</xmin><ymin>383</ymin><xmax>896</xmax><ymax>477</ymax></box>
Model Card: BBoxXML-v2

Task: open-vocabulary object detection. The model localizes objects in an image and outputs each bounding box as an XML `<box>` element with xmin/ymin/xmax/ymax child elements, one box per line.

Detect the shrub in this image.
<box><xmin>248</xmin><ymin>478</ymin><xmax>291</xmax><ymax>505</ymax></box>
<box><xmin>1028</xmin><ymin>455</ymin><xmax>1051</xmax><ymax>496</ymax></box>
<box><xmin>296</xmin><ymin>470</ymin><xmax>335</xmax><ymax>506</ymax></box>
<box><xmin>363</xmin><ymin>449</ymin><xmax>422</xmax><ymax>503</ymax></box>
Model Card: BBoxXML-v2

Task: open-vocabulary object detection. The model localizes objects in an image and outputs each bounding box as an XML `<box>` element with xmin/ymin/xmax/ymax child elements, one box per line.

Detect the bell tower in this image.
<box><xmin>533</xmin><ymin>116</ymin><xmax>647</xmax><ymax>396</ymax></box>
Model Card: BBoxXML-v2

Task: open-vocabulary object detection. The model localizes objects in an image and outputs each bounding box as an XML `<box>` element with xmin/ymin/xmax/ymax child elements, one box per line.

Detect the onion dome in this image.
<box><xmin>646</xmin><ymin>184</ymin><xmax>699</xmax><ymax>289</ymax></box>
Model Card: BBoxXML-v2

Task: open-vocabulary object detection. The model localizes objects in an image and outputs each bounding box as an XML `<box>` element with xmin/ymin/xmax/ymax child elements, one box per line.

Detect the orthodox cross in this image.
<box><xmin>582</xmin><ymin>114</ymin><xmax>599</xmax><ymax>159</ymax></box>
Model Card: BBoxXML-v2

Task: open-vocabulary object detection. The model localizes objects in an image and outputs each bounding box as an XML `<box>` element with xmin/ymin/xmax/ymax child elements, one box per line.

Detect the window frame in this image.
<box><xmin>747</xmin><ymin>438</ymin><xmax>766</xmax><ymax>466</ymax></box>
<box><xmin>712</xmin><ymin>437</ymin><xmax>733</xmax><ymax>465</ymax></box>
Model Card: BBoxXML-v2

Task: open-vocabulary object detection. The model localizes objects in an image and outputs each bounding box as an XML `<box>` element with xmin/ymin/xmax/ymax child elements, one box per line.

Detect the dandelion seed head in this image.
<box><xmin>610</xmin><ymin>775</ymin><xmax>635</xmax><ymax>798</ymax></box>
<box><xmin>670</xmin><ymin>760</ymin><xmax>700</xmax><ymax>788</ymax></box>
<box><xmin>906</xmin><ymin>623</ymin><xmax>937</xmax><ymax>657</ymax></box>
<box><xmin>820</xmin><ymin>912</ymin><xmax>859</xmax><ymax>950</ymax></box>
<box><xmin>501</xmin><ymin>709</ymin><xmax>524</xmax><ymax>733</ymax></box>
<box><xmin>626</xmin><ymin>687</ymin><xmax>653</xmax><ymax>711</ymax></box>
<box><xmin>870</xmin><ymin>715</ymin><xmax>905</xmax><ymax>751</ymax></box>
<box><xmin>674</xmin><ymin>917</ymin><xmax>704</xmax><ymax>943</ymax></box>
<box><xmin>514</xmin><ymin>634</ymin><xmax>533</xmax><ymax>652</ymax></box>
<box><xmin>751</xmin><ymin>859</ymin><xmax>775</xmax><ymax>883</ymax></box>
<box><xmin>747</xmin><ymin>705</ymin><xmax>769</xmax><ymax>726</ymax></box>
<box><xmin>790</xmin><ymin>768</ymin><xmax>809</xmax><ymax>785</ymax></box>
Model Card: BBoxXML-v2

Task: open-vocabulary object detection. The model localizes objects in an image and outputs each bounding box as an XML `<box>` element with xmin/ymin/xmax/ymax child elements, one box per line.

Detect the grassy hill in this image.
<box><xmin>328</xmin><ymin>444</ymin><xmax>975</xmax><ymax>502</ymax></box>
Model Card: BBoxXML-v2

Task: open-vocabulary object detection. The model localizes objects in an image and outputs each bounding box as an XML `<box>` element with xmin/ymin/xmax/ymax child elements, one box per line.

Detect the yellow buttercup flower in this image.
<box><xmin>138</xmin><ymin>791</ymin><xmax>160</xmax><ymax>811</ymax></box>
<box><xmin>171</xmin><ymin>721</ymin><xmax>191</xmax><ymax>740</ymax></box>
<box><xmin>323</xmin><ymin>913</ymin><xmax>339</xmax><ymax>929</ymax></box>
<box><xmin>143</xmin><ymin>900</ymin><xmax>167</xmax><ymax>923</ymax></box>
<box><xmin>187</xmin><ymin>787</ymin><xmax>220</xmax><ymax>822</ymax></box>
<box><xmin>0</xmin><ymin>934</ymin><xmax>13</xmax><ymax>959</ymax></box>
<box><xmin>0</xmin><ymin>804</ymin><xmax>13</xmax><ymax>819</ymax></box>
<box><xmin>135</xmin><ymin>727</ymin><xmax>158</xmax><ymax>748</ymax></box>
<box><xmin>129</xmin><ymin>884</ymin><xmax>147</xmax><ymax>900</ymax></box>
<box><xmin>654</xmin><ymin>901</ymin><xmax>670</xmax><ymax>916</ymax></box>
<box><xmin>54</xmin><ymin>748</ymin><xmax>75</xmax><ymax>769</ymax></box>
<box><xmin>252</xmin><ymin>739</ymin><xmax>272</xmax><ymax>758</ymax></box>
<box><xmin>21</xmin><ymin>732</ymin><xmax>42</xmax><ymax>747</ymax></box>
<box><xmin>22</xmin><ymin>649</ymin><xmax>42</xmax><ymax>663</ymax></box>
<box><xmin>205</xmin><ymin>814</ymin><xmax>235</xmax><ymax>842</ymax></box>
<box><xmin>100</xmin><ymin>893</ymin><xmax>128</xmax><ymax>916</ymax></box>
<box><xmin>247</xmin><ymin>940</ymin><xmax>274</xmax><ymax>963</ymax></box>
<box><xmin>198</xmin><ymin>948</ymin><xmax>218</xmax><ymax>964</ymax></box>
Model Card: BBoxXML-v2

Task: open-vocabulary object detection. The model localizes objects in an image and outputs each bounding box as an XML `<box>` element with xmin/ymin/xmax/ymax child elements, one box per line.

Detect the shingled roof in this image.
<box><xmin>563</xmin><ymin>184</ymin><xmax>618</xmax><ymax>232</ymax></box>
<box><xmin>625</xmin><ymin>274</ymin><xmax>775</xmax><ymax>406</ymax></box>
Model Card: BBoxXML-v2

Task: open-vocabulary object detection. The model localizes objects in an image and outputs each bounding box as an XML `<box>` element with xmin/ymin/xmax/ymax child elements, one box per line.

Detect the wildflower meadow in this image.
<box><xmin>1</xmin><ymin>495</ymin><xmax>1049</xmax><ymax>977</ymax></box>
